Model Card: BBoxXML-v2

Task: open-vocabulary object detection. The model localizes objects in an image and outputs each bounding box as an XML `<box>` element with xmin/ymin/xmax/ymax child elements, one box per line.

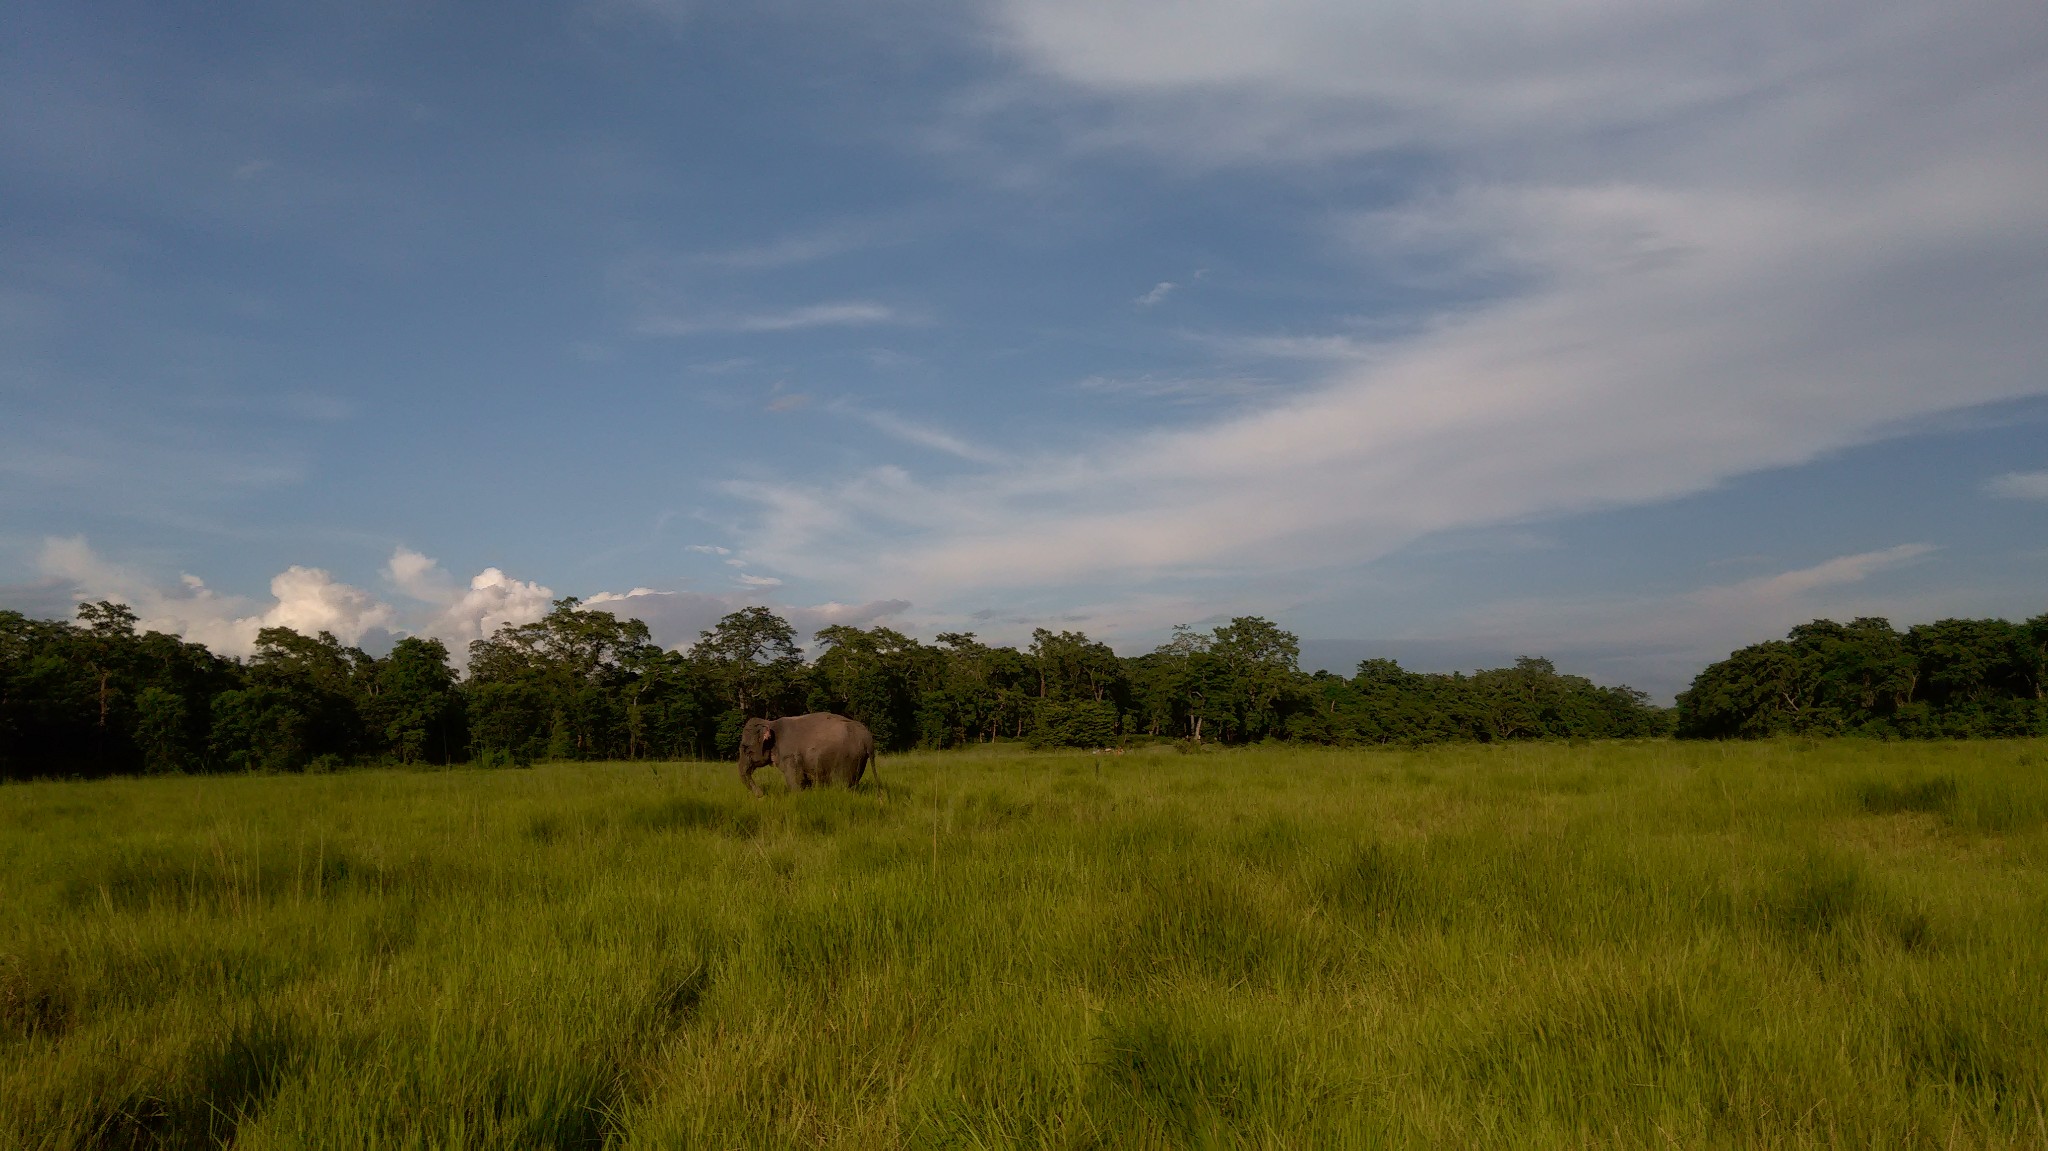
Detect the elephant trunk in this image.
<box><xmin>738</xmin><ymin>757</ymin><xmax>766</xmax><ymax>798</ymax></box>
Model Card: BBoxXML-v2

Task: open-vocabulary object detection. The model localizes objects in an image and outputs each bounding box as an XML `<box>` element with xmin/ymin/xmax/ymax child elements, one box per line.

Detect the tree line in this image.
<box><xmin>17</xmin><ymin>595</ymin><xmax>2038</xmax><ymax>779</ymax></box>
<box><xmin>1677</xmin><ymin>614</ymin><xmax>2048</xmax><ymax>738</ymax></box>
<box><xmin>1</xmin><ymin>598</ymin><xmax>1672</xmax><ymax>779</ymax></box>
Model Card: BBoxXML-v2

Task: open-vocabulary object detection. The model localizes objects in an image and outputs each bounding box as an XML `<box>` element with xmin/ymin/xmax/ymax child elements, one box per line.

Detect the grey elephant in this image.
<box><xmin>737</xmin><ymin>712</ymin><xmax>876</xmax><ymax>797</ymax></box>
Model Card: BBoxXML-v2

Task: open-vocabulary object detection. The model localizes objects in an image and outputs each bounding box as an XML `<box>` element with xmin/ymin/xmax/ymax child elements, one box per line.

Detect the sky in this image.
<box><xmin>3</xmin><ymin>0</ymin><xmax>2046</xmax><ymax>699</ymax></box>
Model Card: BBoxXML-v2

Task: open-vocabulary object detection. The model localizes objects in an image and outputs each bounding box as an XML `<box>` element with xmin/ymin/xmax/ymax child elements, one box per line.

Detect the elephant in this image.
<box><xmin>737</xmin><ymin>712</ymin><xmax>875</xmax><ymax>798</ymax></box>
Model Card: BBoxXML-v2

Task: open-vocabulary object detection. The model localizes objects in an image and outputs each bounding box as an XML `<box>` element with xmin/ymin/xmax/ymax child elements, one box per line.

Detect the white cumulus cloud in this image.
<box><xmin>384</xmin><ymin>548</ymin><xmax>555</xmax><ymax>658</ymax></box>
<box><xmin>14</xmin><ymin>539</ymin><xmax>920</xmax><ymax>669</ymax></box>
<box><xmin>38</xmin><ymin>537</ymin><xmax>397</xmax><ymax>656</ymax></box>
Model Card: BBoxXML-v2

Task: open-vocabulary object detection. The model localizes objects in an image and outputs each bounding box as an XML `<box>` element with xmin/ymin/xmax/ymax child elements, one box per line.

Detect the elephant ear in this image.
<box><xmin>757</xmin><ymin>724</ymin><xmax>774</xmax><ymax>749</ymax></box>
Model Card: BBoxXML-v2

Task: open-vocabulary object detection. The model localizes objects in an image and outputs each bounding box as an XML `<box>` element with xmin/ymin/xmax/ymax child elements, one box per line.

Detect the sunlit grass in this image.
<box><xmin>4</xmin><ymin>739</ymin><xmax>2047</xmax><ymax>1147</ymax></box>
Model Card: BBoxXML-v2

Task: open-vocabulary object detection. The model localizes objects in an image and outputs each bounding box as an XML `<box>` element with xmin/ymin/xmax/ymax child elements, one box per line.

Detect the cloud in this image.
<box><xmin>1400</xmin><ymin>545</ymin><xmax>1947</xmax><ymax>699</ymax></box>
<box><xmin>0</xmin><ymin>574</ymin><xmax>85</xmax><ymax>621</ymax></box>
<box><xmin>991</xmin><ymin>0</ymin><xmax>2039</xmax><ymax>160</ymax></box>
<box><xmin>232</xmin><ymin>159</ymin><xmax>271</xmax><ymax>180</ymax></box>
<box><xmin>717</xmin><ymin>0</ymin><xmax>2048</xmax><ymax>627</ymax></box>
<box><xmin>852</xmin><ymin>408</ymin><xmax>1009</xmax><ymax>464</ymax></box>
<box><xmin>256</xmin><ymin>566</ymin><xmax>400</xmax><ymax>643</ymax></box>
<box><xmin>9</xmin><ymin>540</ymin><xmax>916</xmax><ymax>670</ymax></box>
<box><xmin>385</xmin><ymin>546</ymin><xmax>451</xmax><ymax>600</ymax></box>
<box><xmin>733</xmin><ymin>176</ymin><xmax>2046</xmax><ymax>597</ymax></box>
<box><xmin>1198</xmin><ymin>334</ymin><xmax>1378</xmax><ymax>362</ymax></box>
<box><xmin>1698</xmin><ymin>544</ymin><xmax>1937</xmax><ymax>606</ymax></box>
<box><xmin>578</xmin><ymin>589</ymin><xmax>739</xmax><ymax>647</ymax></box>
<box><xmin>578</xmin><ymin>587</ymin><xmax>910</xmax><ymax>649</ymax></box>
<box><xmin>37</xmin><ymin>537</ymin><xmax>396</xmax><ymax>656</ymax></box>
<box><xmin>23</xmin><ymin>540</ymin><xmax>556</xmax><ymax>663</ymax></box>
<box><xmin>1135</xmin><ymin>281</ymin><xmax>1174</xmax><ymax>306</ymax></box>
<box><xmin>1074</xmin><ymin>373</ymin><xmax>1276</xmax><ymax>403</ymax></box>
<box><xmin>685</xmin><ymin>544</ymin><xmax>731</xmax><ymax>555</ymax></box>
<box><xmin>1986</xmin><ymin>470</ymin><xmax>2048</xmax><ymax>501</ymax></box>
<box><xmin>784</xmin><ymin>599</ymin><xmax>916</xmax><ymax>641</ymax></box>
<box><xmin>689</xmin><ymin>357</ymin><xmax>756</xmax><ymax>374</ymax></box>
<box><xmin>635</xmin><ymin>302</ymin><xmax>900</xmax><ymax>336</ymax></box>
<box><xmin>697</xmin><ymin>227</ymin><xmax>869</xmax><ymax>270</ymax></box>
<box><xmin>383</xmin><ymin>548</ymin><xmax>555</xmax><ymax>657</ymax></box>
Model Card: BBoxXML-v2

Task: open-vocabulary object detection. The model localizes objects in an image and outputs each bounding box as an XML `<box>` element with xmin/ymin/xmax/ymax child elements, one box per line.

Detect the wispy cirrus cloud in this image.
<box><xmin>848</xmin><ymin>407</ymin><xmax>1009</xmax><ymax>464</ymax></box>
<box><xmin>1986</xmin><ymin>470</ymin><xmax>2048</xmax><ymax>501</ymax></box>
<box><xmin>1074</xmin><ymin>373</ymin><xmax>1276</xmax><ymax>403</ymax></box>
<box><xmin>1695</xmin><ymin>544</ymin><xmax>1937</xmax><ymax>609</ymax></box>
<box><xmin>717</xmin><ymin>0</ymin><xmax>2048</xmax><ymax>635</ymax></box>
<box><xmin>695</xmin><ymin>226</ymin><xmax>872</xmax><ymax>270</ymax></box>
<box><xmin>635</xmin><ymin>301</ymin><xmax>901</xmax><ymax>336</ymax></box>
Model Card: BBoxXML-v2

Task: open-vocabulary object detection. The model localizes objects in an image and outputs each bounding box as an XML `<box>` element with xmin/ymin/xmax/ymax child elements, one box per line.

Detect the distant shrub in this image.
<box><xmin>1030</xmin><ymin>700</ymin><xmax>1118</xmax><ymax>748</ymax></box>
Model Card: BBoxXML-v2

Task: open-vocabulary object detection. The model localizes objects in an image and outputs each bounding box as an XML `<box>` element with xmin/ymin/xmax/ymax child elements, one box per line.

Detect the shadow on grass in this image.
<box><xmin>84</xmin><ymin>1014</ymin><xmax>304</xmax><ymax>1151</ymax></box>
<box><xmin>629</xmin><ymin>796</ymin><xmax>763</xmax><ymax>839</ymax></box>
<box><xmin>1857</xmin><ymin>775</ymin><xmax>1958</xmax><ymax>816</ymax></box>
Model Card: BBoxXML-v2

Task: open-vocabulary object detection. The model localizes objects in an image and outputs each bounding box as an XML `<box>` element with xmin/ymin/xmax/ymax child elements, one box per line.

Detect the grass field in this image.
<box><xmin>4</xmin><ymin>739</ymin><xmax>2047</xmax><ymax>1148</ymax></box>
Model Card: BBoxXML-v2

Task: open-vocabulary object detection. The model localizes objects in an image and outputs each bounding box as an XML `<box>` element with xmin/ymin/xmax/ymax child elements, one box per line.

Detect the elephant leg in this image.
<box><xmin>779</xmin><ymin>757</ymin><xmax>805</xmax><ymax>792</ymax></box>
<box><xmin>739</xmin><ymin>761</ymin><xmax>766</xmax><ymax>798</ymax></box>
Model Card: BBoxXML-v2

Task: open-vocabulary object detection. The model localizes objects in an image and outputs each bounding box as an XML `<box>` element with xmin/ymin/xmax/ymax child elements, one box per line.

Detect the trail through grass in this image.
<box><xmin>4</xmin><ymin>739</ymin><xmax>2047</xmax><ymax>1147</ymax></box>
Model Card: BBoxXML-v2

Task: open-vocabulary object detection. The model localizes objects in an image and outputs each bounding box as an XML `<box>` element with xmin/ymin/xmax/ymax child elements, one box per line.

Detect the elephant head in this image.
<box><xmin>737</xmin><ymin>716</ymin><xmax>775</xmax><ymax>775</ymax></box>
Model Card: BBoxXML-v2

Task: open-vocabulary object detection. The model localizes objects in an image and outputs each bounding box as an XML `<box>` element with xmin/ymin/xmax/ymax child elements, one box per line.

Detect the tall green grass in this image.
<box><xmin>4</xmin><ymin>739</ymin><xmax>2046</xmax><ymax>1148</ymax></box>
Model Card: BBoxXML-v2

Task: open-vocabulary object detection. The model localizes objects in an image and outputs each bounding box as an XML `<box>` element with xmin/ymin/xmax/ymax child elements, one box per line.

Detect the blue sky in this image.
<box><xmin>4</xmin><ymin>0</ymin><xmax>2045</xmax><ymax>698</ymax></box>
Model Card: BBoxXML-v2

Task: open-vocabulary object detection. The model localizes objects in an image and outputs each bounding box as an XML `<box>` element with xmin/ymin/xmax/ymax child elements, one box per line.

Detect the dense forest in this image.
<box><xmin>6</xmin><ymin>597</ymin><xmax>2042</xmax><ymax>779</ymax></box>
<box><xmin>1678</xmin><ymin>614</ymin><xmax>2048</xmax><ymax>739</ymax></box>
<box><xmin>2</xmin><ymin>599</ymin><xmax>1667</xmax><ymax>779</ymax></box>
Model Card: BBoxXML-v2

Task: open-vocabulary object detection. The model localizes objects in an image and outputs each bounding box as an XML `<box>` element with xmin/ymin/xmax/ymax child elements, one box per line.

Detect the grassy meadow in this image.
<box><xmin>4</xmin><ymin>739</ymin><xmax>2047</xmax><ymax>1148</ymax></box>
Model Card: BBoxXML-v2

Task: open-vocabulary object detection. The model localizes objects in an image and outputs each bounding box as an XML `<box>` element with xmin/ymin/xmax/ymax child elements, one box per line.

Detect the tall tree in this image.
<box><xmin>692</xmin><ymin>606</ymin><xmax>805</xmax><ymax>717</ymax></box>
<box><xmin>209</xmin><ymin>627</ymin><xmax>369</xmax><ymax>771</ymax></box>
<box><xmin>467</xmin><ymin>598</ymin><xmax>657</xmax><ymax>761</ymax></box>
<box><xmin>918</xmin><ymin>632</ymin><xmax>1031</xmax><ymax>746</ymax></box>
<box><xmin>75</xmin><ymin>601</ymin><xmax>140</xmax><ymax>740</ymax></box>
<box><xmin>372</xmin><ymin>637</ymin><xmax>463</xmax><ymax>764</ymax></box>
<box><xmin>1209</xmin><ymin>616</ymin><xmax>1301</xmax><ymax>741</ymax></box>
<box><xmin>812</xmin><ymin>624</ymin><xmax>928</xmax><ymax>750</ymax></box>
<box><xmin>1028</xmin><ymin>628</ymin><xmax>1124</xmax><ymax>702</ymax></box>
